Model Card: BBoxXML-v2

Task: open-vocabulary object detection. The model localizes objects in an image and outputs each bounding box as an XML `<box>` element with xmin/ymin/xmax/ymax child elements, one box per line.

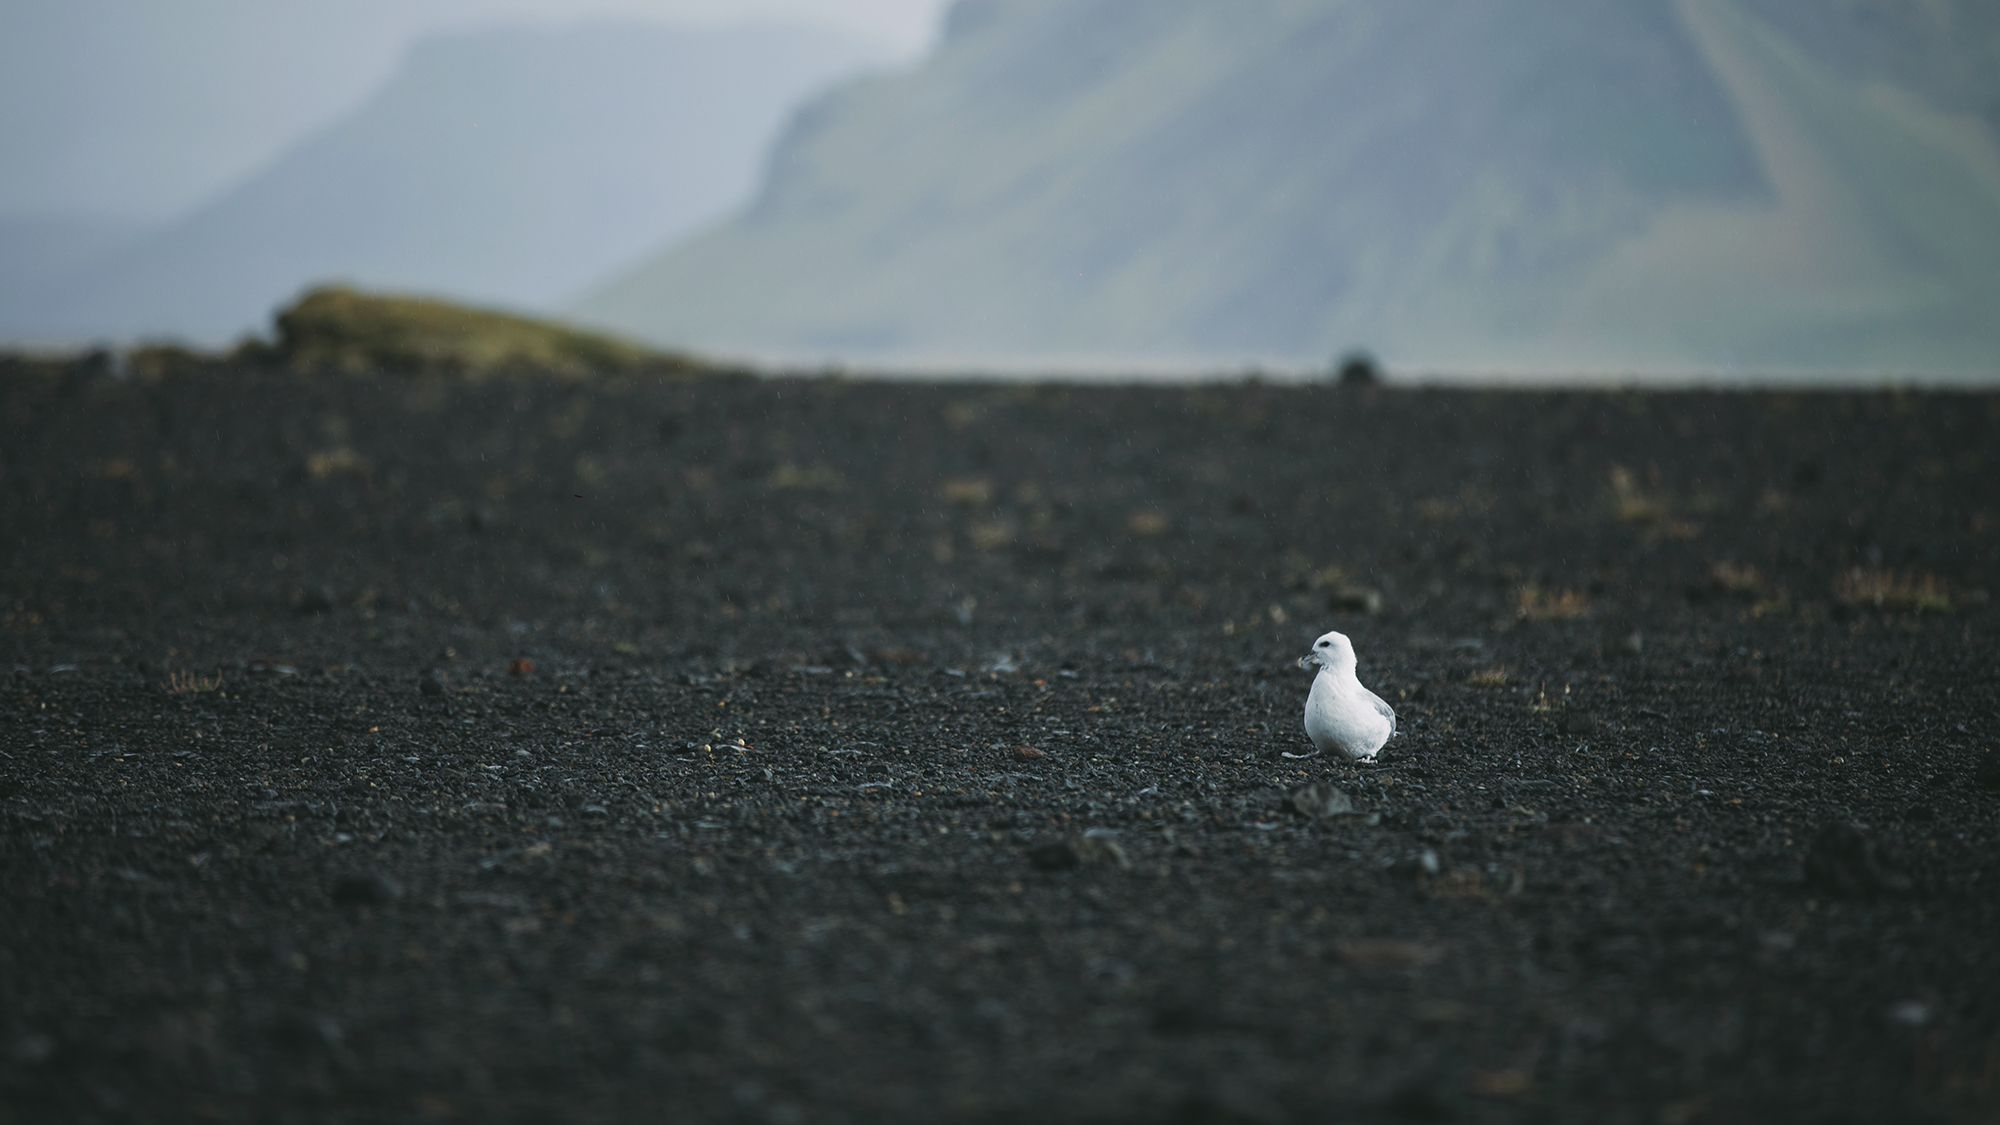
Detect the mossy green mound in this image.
<box><xmin>256</xmin><ymin>285</ymin><xmax>707</xmax><ymax>379</ymax></box>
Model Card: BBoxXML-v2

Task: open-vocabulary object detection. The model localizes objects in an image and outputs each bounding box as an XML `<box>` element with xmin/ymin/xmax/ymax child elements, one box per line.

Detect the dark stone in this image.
<box><xmin>295</xmin><ymin>584</ymin><xmax>337</xmax><ymax>614</ymax></box>
<box><xmin>1974</xmin><ymin>749</ymin><xmax>2000</xmax><ymax>791</ymax></box>
<box><xmin>1803</xmin><ymin>822</ymin><xmax>1911</xmax><ymax>897</ymax></box>
<box><xmin>331</xmin><ymin>871</ymin><xmax>402</xmax><ymax>907</ymax></box>
<box><xmin>1560</xmin><ymin>709</ymin><xmax>1599</xmax><ymax>736</ymax></box>
<box><xmin>1028</xmin><ymin>835</ymin><xmax>1128</xmax><ymax>872</ymax></box>
<box><xmin>271</xmin><ymin>1010</ymin><xmax>343</xmax><ymax>1050</ymax></box>
<box><xmin>1285</xmin><ymin>782</ymin><xmax>1354</xmax><ymax>819</ymax></box>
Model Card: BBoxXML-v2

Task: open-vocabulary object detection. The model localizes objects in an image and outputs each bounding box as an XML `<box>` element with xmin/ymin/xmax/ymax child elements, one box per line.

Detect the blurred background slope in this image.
<box><xmin>574</xmin><ymin>0</ymin><xmax>2000</xmax><ymax>379</ymax></box>
<box><xmin>4</xmin><ymin>0</ymin><xmax>1996</xmax><ymax>380</ymax></box>
<box><xmin>1</xmin><ymin>20</ymin><xmax>894</xmax><ymax>346</ymax></box>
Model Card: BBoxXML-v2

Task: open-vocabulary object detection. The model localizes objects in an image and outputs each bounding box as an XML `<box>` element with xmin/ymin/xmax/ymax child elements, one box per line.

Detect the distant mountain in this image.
<box><xmin>9</xmin><ymin>21</ymin><xmax>892</xmax><ymax>346</ymax></box>
<box><xmin>574</xmin><ymin>0</ymin><xmax>2000</xmax><ymax>378</ymax></box>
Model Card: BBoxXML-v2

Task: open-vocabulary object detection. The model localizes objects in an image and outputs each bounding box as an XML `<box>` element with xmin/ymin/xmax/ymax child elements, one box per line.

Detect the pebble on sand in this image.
<box><xmin>1560</xmin><ymin>709</ymin><xmax>1599</xmax><ymax>736</ymax></box>
<box><xmin>295</xmin><ymin>584</ymin><xmax>337</xmax><ymax>614</ymax></box>
<box><xmin>1284</xmin><ymin>782</ymin><xmax>1354</xmax><ymax>819</ymax></box>
<box><xmin>1975</xmin><ymin>748</ymin><xmax>2000</xmax><ymax>791</ymax></box>
<box><xmin>1028</xmin><ymin>835</ymin><xmax>1129</xmax><ymax>871</ymax></box>
<box><xmin>331</xmin><ymin>871</ymin><xmax>402</xmax><ymax>907</ymax></box>
<box><xmin>1803</xmin><ymin>822</ymin><xmax>1911</xmax><ymax>897</ymax></box>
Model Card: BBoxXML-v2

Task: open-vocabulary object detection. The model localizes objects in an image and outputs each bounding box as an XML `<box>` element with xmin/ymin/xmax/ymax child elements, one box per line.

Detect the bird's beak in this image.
<box><xmin>1296</xmin><ymin>654</ymin><xmax>1316</xmax><ymax>670</ymax></box>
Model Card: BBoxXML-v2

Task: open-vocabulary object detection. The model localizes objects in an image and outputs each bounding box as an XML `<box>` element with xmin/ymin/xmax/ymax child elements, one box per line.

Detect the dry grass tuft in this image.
<box><xmin>939</xmin><ymin>478</ymin><xmax>992</xmax><ymax>505</ymax></box>
<box><xmin>766</xmin><ymin>463</ymin><xmax>843</xmax><ymax>492</ymax></box>
<box><xmin>1608</xmin><ymin>465</ymin><xmax>1667</xmax><ymax>524</ymax></box>
<box><xmin>1709</xmin><ymin>561</ymin><xmax>1766</xmax><ymax>595</ymax></box>
<box><xmin>1833</xmin><ymin>568</ymin><xmax>1952</xmax><ymax>613</ymax></box>
<box><xmin>165</xmin><ymin>670</ymin><xmax>222</xmax><ymax>694</ymax></box>
<box><xmin>305</xmin><ymin>446</ymin><xmax>369</xmax><ymax>480</ymax></box>
<box><xmin>1515</xmin><ymin>584</ymin><xmax>1590</xmax><ymax>621</ymax></box>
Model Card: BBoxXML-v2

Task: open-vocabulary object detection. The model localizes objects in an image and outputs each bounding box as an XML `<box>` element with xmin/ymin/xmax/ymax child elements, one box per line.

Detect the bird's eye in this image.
<box><xmin>1317</xmin><ymin>640</ymin><xmax>1328</xmax><ymax>647</ymax></box>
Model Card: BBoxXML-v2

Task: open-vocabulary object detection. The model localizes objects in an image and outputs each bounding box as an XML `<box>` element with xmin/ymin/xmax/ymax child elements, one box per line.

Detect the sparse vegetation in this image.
<box><xmin>1709</xmin><ymin>560</ymin><xmax>1767</xmax><ymax>596</ymax></box>
<box><xmin>1607</xmin><ymin>465</ymin><xmax>1705</xmax><ymax>539</ymax></box>
<box><xmin>1515</xmin><ymin>584</ymin><xmax>1590</xmax><ymax>621</ymax></box>
<box><xmin>244</xmin><ymin>285</ymin><xmax>711</xmax><ymax>380</ymax></box>
<box><xmin>165</xmin><ymin>670</ymin><xmax>221</xmax><ymax>694</ymax></box>
<box><xmin>1833</xmin><ymin>567</ymin><xmax>1952</xmax><ymax>613</ymax></box>
<box><xmin>1607</xmin><ymin>464</ymin><xmax>1667</xmax><ymax>524</ymax></box>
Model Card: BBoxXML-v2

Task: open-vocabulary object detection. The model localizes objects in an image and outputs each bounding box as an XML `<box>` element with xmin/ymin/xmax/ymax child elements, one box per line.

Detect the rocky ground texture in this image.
<box><xmin>3</xmin><ymin>360</ymin><xmax>1997</xmax><ymax>1123</ymax></box>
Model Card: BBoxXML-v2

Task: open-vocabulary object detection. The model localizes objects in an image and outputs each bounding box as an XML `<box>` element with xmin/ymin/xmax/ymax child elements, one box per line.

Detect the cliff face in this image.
<box><xmin>576</xmin><ymin>0</ymin><xmax>2000</xmax><ymax>378</ymax></box>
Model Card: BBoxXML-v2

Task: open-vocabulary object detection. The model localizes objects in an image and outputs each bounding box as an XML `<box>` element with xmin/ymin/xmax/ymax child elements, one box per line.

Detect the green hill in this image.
<box><xmin>250</xmin><ymin>286</ymin><xmax>707</xmax><ymax>379</ymax></box>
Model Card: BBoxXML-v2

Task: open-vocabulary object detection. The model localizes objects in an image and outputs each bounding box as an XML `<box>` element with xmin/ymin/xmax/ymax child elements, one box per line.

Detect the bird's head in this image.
<box><xmin>1298</xmin><ymin>630</ymin><xmax>1358</xmax><ymax>674</ymax></box>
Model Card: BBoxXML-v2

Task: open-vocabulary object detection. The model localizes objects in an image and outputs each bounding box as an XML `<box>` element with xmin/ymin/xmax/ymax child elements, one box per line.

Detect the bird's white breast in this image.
<box><xmin>1304</xmin><ymin>670</ymin><xmax>1393</xmax><ymax>760</ymax></box>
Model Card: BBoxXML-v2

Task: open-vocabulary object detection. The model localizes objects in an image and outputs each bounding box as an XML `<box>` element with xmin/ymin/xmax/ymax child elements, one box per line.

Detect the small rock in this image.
<box><xmin>1382</xmin><ymin>1073</ymin><xmax>1456</xmax><ymax>1122</ymax></box>
<box><xmin>1334</xmin><ymin>940</ymin><xmax>1443</xmax><ymax>970</ymax></box>
<box><xmin>1027</xmin><ymin>835</ymin><xmax>1129</xmax><ymax>872</ymax></box>
<box><xmin>1885</xmin><ymin>999</ymin><xmax>1934</xmax><ymax>1028</ymax></box>
<box><xmin>1601</xmin><ymin>623</ymin><xmax>1643</xmax><ymax>656</ymax></box>
<box><xmin>1466</xmin><ymin>1069</ymin><xmax>1533</xmax><ymax>1098</ymax></box>
<box><xmin>507</xmin><ymin>657</ymin><xmax>536</xmax><ymax>676</ymax></box>
<box><xmin>419</xmin><ymin>669</ymin><xmax>446</xmax><ymax>697</ymax></box>
<box><xmin>1757</xmin><ymin>930</ymin><xmax>1797</xmax><ymax>955</ymax></box>
<box><xmin>1328</xmin><ymin>584</ymin><xmax>1385</xmax><ymax>615</ymax></box>
<box><xmin>1560</xmin><ymin>709</ymin><xmax>1599</xmax><ymax>736</ymax></box>
<box><xmin>271</xmin><ymin>1010</ymin><xmax>343</xmax><ymax>1050</ymax></box>
<box><xmin>1285</xmin><ymin>782</ymin><xmax>1354</xmax><ymax>819</ymax></box>
<box><xmin>330</xmin><ymin>871</ymin><xmax>401</xmax><ymax>907</ymax></box>
<box><xmin>1012</xmin><ymin>744</ymin><xmax>1045</xmax><ymax>761</ymax></box>
<box><xmin>8</xmin><ymin>1032</ymin><xmax>55</xmax><ymax>1067</ymax></box>
<box><xmin>1974</xmin><ymin>749</ymin><xmax>2000</xmax><ymax>791</ymax></box>
<box><xmin>1387</xmin><ymin>848</ymin><xmax>1441</xmax><ymax>880</ymax></box>
<box><xmin>1171</xmin><ymin>1084</ymin><xmax>1287</xmax><ymax>1125</ymax></box>
<box><xmin>1803</xmin><ymin>821</ymin><xmax>1911</xmax><ymax>897</ymax></box>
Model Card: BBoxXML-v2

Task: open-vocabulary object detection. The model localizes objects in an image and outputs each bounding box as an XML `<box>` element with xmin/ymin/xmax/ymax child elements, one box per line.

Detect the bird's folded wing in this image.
<box><xmin>1368</xmin><ymin>691</ymin><xmax>1397</xmax><ymax>736</ymax></box>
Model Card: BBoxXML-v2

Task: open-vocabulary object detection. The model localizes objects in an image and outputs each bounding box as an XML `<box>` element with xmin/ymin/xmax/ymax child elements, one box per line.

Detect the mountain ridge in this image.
<box><xmin>9</xmin><ymin>21</ymin><xmax>893</xmax><ymax>346</ymax></box>
<box><xmin>575</xmin><ymin>0</ymin><xmax>2000</xmax><ymax>378</ymax></box>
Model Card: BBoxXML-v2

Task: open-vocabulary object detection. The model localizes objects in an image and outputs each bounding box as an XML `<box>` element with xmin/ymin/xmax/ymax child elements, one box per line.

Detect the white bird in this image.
<box><xmin>1296</xmin><ymin>630</ymin><xmax>1395</xmax><ymax>761</ymax></box>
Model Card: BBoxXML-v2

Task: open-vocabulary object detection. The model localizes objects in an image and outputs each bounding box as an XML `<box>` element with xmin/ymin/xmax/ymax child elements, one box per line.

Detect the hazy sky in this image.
<box><xmin>0</xmin><ymin>0</ymin><xmax>949</xmax><ymax>222</ymax></box>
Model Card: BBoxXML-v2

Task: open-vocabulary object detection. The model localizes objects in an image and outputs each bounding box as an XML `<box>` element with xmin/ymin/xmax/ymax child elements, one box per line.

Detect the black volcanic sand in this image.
<box><xmin>3</xmin><ymin>362</ymin><xmax>1997</xmax><ymax>1124</ymax></box>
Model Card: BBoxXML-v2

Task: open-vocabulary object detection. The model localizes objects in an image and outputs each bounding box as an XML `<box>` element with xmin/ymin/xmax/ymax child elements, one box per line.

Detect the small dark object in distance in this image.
<box><xmin>1335</xmin><ymin>350</ymin><xmax>1381</xmax><ymax>386</ymax></box>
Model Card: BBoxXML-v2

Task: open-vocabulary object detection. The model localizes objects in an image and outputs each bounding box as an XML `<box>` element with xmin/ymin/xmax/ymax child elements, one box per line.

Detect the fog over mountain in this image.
<box><xmin>575</xmin><ymin>0</ymin><xmax>2000</xmax><ymax>378</ymax></box>
<box><xmin>7</xmin><ymin>21</ymin><xmax>892</xmax><ymax>346</ymax></box>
